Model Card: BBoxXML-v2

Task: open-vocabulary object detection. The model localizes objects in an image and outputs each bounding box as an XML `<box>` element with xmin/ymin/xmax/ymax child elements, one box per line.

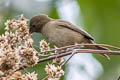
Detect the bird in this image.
<box><xmin>29</xmin><ymin>14</ymin><xmax>109</xmax><ymax>59</ymax></box>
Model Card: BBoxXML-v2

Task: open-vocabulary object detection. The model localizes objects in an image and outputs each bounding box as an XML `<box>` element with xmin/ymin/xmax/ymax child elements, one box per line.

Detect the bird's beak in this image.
<box><xmin>29</xmin><ymin>29</ymin><xmax>33</xmax><ymax>34</ymax></box>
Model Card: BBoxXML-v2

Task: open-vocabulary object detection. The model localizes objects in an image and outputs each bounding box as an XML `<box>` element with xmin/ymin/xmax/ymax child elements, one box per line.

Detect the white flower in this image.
<box><xmin>40</xmin><ymin>40</ymin><xmax>50</xmax><ymax>52</ymax></box>
<box><xmin>45</xmin><ymin>63</ymin><xmax>64</xmax><ymax>79</ymax></box>
<box><xmin>25</xmin><ymin>72</ymin><xmax>38</xmax><ymax>80</ymax></box>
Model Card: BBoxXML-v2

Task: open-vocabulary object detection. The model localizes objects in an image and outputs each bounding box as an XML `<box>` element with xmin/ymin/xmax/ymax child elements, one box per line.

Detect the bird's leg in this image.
<box><xmin>60</xmin><ymin>49</ymin><xmax>77</xmax><ymax>66</ymax></box>
<box><xmin>55</xmin><ymin>50</ymin><xmax>66</xmax><ymax>58</ymax></box>
<box><xmin>59</xmin><ymin>46</ymin><xmax>80</xmax><ymax>66</ymax></box>
<box><xmin>54</xmin><ymin>47</ymin><xmax>75</xmax><ymax>65</ymax></box>
<box><xmin>54</xmin><ymin>49</ymin><xmax>66</xmax><ymax>61</ymax></box>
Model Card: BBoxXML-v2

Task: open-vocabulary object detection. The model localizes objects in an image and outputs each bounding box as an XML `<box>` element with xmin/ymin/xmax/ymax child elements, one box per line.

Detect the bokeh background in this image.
<box><xmin>0</xmin><ymin>0</ymin><xmax>120</xmax><ymax>80</ymax></box>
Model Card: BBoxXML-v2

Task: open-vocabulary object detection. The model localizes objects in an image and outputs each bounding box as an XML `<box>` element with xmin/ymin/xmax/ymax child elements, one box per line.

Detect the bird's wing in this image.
<box><xmin>57</xmin><ymin>20</ymin><xmax>94</xmax><ymax>41</ymax></box>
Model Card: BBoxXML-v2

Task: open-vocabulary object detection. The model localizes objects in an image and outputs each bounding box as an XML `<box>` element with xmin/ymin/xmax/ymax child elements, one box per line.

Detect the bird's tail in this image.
<box><xmin>81</xmin><ymin>40</ymin><xmax>110</xmax><ymax>59</ymax></box>
<box><xmin>95</xmin><ymin>46</ymin><xmax>110</xmax><ymax>59</ymax></box>
<box><xmin>84</xmin><ymin>45</ymin><xmax>110</xmax><ymax>59</ymax></box>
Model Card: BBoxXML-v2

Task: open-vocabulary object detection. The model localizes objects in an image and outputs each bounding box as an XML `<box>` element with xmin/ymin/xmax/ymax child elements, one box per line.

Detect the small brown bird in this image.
<box><xmin>29</xmin><ymin>14</ymin><xmax>109</xmax><ymax>59</ymax></box>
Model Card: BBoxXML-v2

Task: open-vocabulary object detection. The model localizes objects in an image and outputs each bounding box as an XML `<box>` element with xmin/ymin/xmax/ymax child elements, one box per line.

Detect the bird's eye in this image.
<box><xmin>32</xmin><ymin>25</ymin><xmax>36</xmax><ymax>28</ymax></box>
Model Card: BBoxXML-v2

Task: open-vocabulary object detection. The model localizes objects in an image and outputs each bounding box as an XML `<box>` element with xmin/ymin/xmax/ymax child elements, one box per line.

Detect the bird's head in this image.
<box><xmin>29</xmin><ymin>14</ymin><xmax>51</xmax><ymax>34</ymax></box>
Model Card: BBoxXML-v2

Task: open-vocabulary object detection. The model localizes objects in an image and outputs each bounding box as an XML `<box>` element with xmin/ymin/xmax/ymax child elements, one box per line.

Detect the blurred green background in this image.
<box><xmin>0</xmin><ymin>0</ymin><xmax>120</xmax><ymax>80</ymax></box>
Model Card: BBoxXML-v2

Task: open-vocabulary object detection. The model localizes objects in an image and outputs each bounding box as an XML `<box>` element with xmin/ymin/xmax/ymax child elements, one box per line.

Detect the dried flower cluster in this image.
<box><xmin>2</xmin><ymin>71</ymin><xmax>37</xmax><ymax>80</ymax></box>
<box><xmin>0</xmin><ymin>15</ymin><xmax>65</xmax><ymax>80</ymax></box>
<box><xmin>52</xmin><ymin>58</ymin><xmax>64</xmax><ymax>64</ymax></box>
<box><xmin>40</xmin><ymin>40</ymin><xmax>65</xmax><ymax>80</ymax></box>
<box><xmin>40</xmin><ymin>40</ymin><xmax>50</xmax><ymax>52</ymax></box>
<box><xmin>45</xmin><ymin>63</ymin><xmax>64</xmax><ymax>80</ymax></box>
<box><xmin>0</xmin><ymin>15</ymin><xmax>38</xmax><ymax>79</ymax></box>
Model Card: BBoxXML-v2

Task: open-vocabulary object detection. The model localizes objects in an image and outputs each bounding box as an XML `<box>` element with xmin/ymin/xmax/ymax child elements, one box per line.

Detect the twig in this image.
<box><xmin>38</xmin><ymin>49</ymin><xmax>120</xmax><ymax>63</ymax></box>
<box><xmin>13</xmin><ymin>48</ymin><xmax>120</xmax><ymax>77</ymax></box>
<box><xmin>39</xmin><ymin>44</ymin><xmax>120</xmax><ymax>54</ymax></box>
